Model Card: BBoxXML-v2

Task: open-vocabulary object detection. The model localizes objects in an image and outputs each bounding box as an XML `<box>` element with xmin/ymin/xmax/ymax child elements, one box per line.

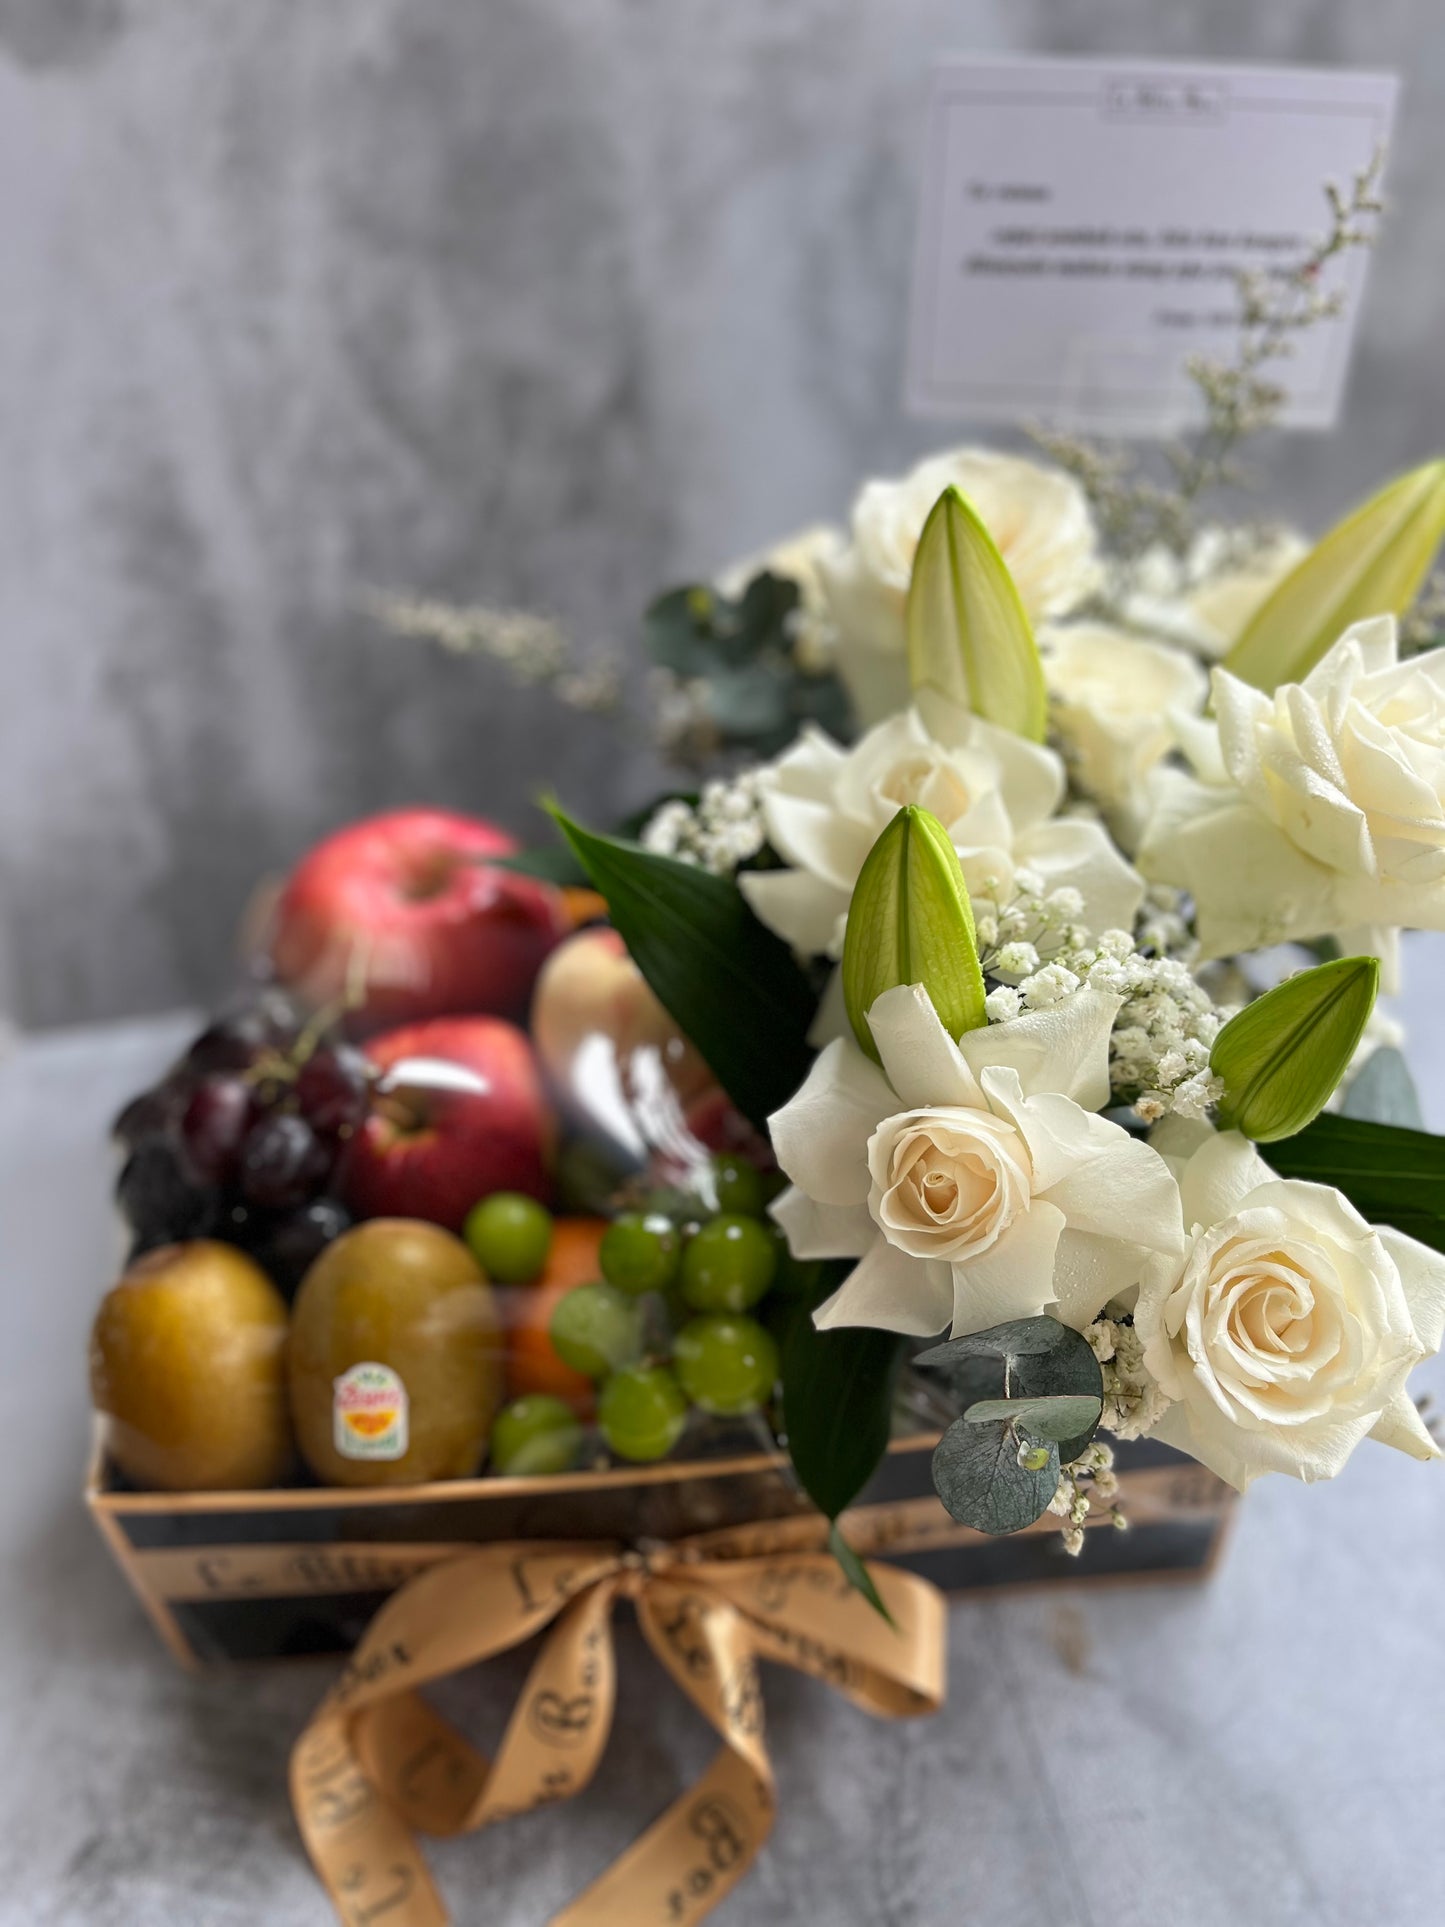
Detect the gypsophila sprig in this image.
<box><xmin>972</xmin><ymin>874</ymin><xmax>1234</xmax><ymax>1122</ymax></box>
<box><xmin>1048</xmin><ymin>1440</ymin><xmax>1125</xmax><ymax>1555</ymax></box>
<box><xmin>1086</xmin><ymin>1316</ymin><xmax>1174</xmax><ymax>1442</ymax></box>
<box><xmin>639</xmin><ymin>772</ymin><xmax>771</xmax><ymax>876</ymax></box>
<box><xmin>1031</xmin><ymin>153</ymin><xmax>1386</xmax><ymax>614</ymax></box>
<box><xmin>362</xmin><ymin>588</ymin><xmax>622</xmax><ymax>713</ymax></box>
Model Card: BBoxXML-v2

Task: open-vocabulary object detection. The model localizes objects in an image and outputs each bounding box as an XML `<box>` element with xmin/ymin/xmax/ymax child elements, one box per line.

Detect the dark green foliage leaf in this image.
<box><xmin>828</xmin><ymin>1522</ymin><xmax>896</xmax><ymax>1627</ymax></box>
<box><xmin>642</xmin><ymin>571</ymin><xmax>855</xmax><ymax>756</ymax></box>
<box><xmin>1338</xmin><ymin>1047</ymin><xmax>1425</xmax><ymax>1130</ymax></box>
<box><xmin>779</xmin><ymin>1282</ymin><xmax>905</xmax><ymax>1521</ymax></box>
<box><xmin>1263</xmin><ymin>1112</ymin><xmax>1445</xmax><ymax>1253</ymax></box>
<box><xmin>548</xmin><ymin>808</ymin><xmax>818</xmax><ymax>1135</ymax></box>
<box><xmin>963</xmin><ymin>1394</ymin><xmax>1102</xmax><ymax>1441</ymax></box>
<box><xmin>492</xmin><ymin>845</ymin><xmax>591</xmax><ymax>886</ymax></box>
<box><xmin>932</xmin><ymin>1416</ymin><xmax>1060</xmax><ymax>1535</ymax></box>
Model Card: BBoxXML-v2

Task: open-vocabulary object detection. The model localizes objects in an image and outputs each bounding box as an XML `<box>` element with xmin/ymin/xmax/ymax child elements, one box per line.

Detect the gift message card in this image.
<box><xmin>906</xmin><ymin>57</ymin><xmax>1398</xmax><ymax>433</ymax></box>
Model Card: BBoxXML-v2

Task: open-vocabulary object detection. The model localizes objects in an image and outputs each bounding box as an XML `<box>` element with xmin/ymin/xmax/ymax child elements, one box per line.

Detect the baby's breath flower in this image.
<box><xmin>639</xmin><ymin>772</ymin><xmax>770</xmax><ymax>876</ymax></box>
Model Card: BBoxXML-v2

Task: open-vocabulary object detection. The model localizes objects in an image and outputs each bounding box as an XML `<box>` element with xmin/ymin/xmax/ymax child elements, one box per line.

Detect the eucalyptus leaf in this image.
<box><xmin>841</xmin><ymin>805</ymin><xmax>986</xmax><ymax>1060</ymax></box>
<box><xmin>963</xmin><ymin>1394</ymin><xmax>1103</xmax><ymax>1441</ymax></box>
<box><xmin>918</xmin><ymin>1315</ymin><xmax>1103</xmax><ymax>1467</ymax></box>
<box><xmin>1211</xmin><ymin>955</ymin><xmax>1379</xmax><ymax>1143</ymax></box>
<box><xmin>547</xmin><ymin>807</ymin><xmax>817</xmax><ymax>1134</ymax></box>
<box><xmin>905</xmin><ymin>486</ymin><xmax>1048</xmax><ymax>741</ymax></box>
<box><xmin>1338</xmin><ymin>1046</ymin><xmax>1425</xmax><ymax>1131</ymax></box>
<box><xmin>932</xmin><ymin>1415</ymin><xmax>1059</xmax><ymax>1535</ymax></box>
<box><xmin>1225</xmin><ymin>460</ymin><xmax>1445</xmax><ymax>691</ymax></box>
<box><xmin>915</xmin><ymin>1315</ymin><xmax>1078</xmax><ymax>1367</ymax></box>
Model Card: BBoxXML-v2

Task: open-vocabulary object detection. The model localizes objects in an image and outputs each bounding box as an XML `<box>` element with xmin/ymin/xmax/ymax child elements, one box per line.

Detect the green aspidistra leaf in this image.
<box><xmin>1265</xmin><ymin>1113</ymin><xmax>1445</xmax><ymax>1252</ymax></box>
<box><xmin>841</xmin><ymin>804</ymin><xmax>986</xmax><ymax>1062</ymax></box>
<box><xmin>1225</xmin><ymin>461</ymin><xmax>1445</xmax><ymax>691</ymax></box>
<box><xmin>1211</xmin><ymin>955</ymin><xmax>1379</xmax><ymax>1143</ymax></box>
<box><xmin>547</xmin><ymin>806</ymin><xmax>816</xmax><ymax>1135</ymax></box>
<box><xmin>905</xmin><ymin>485</ymin><xmax>1048</xmax><ymax>741</ymax></box>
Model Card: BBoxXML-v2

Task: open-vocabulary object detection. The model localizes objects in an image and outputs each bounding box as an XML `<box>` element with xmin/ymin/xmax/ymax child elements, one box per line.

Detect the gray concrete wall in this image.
<box><xmin>4</xmin><ymin>0</ymin><xmax>1443</xmax><ymax>1026</ymax></box>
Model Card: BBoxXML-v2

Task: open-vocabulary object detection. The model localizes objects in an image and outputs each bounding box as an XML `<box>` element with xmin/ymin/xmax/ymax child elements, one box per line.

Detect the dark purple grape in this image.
<box><xmin>183</xmin><ymin>1013</ymin><xmax>271</xmax><ymax>1076</ymax></box>
<box><xmin>295</xmin><ymin>1044</ymin><xmax>372</xmax><ymax>1139</ymax></box>
<box><xmin>179</xmin><ymin>1074</ymin><xmax>255</xmax><ymax>1185</ymax></box>
<box><xmin>115</xmin><ymin>1139</ymin><xmax>218</xmax><ymax>1243</ymax></box>
<box><xmin>111</xmin><ymin>1081</ymin><xmax>183</xmax><ymax>1150</ymax></box>
<box><xmin>254</xmin><ymin>1197</ymin><xmax>352</xmax><ymax>1295</ymax></box>
<box><xmin>239</xmin><ymin>1112</ymin><xmax>331</xmax><ymax>1209</ymax></box>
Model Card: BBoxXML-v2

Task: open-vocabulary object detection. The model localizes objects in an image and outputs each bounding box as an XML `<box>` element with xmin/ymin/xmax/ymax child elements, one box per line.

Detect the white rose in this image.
<box><xmin>1138</xmin><ymin>617</ymin><xmax>1445</xmax><ymax>984</ymax></box>
<box><xmin>739</xmin><ymin>693</ymin><xmax>1143</xmax><ymax>960</ymax></box>
<box><xmin>768</xmin><ymin>980</ymin><xmax>1182</xmax><ymax>1338</ymax></box>
<box><xmin>716</xmin><ymin>522</ymin><xmax>845</xmax><ymax>674</ymax></box>
<box><xmin>818</xmin><ymin>447</ymin><xmax>1101</xmax><ymax>724</ymax></box>
<box><xmin>1125</xmin><ymin>527</ymin><xmax>1309</xmax><ymax>661</ymax></box>
<box><xmin>1135</xmin><ymin>1128</ymin><xmax>1445</xmax><ymax>1489</ymax></box>
<box><xmin>1041</xmin><ymin>623</ymin><xmax>1207</xmax><ymax>849</ymax></box>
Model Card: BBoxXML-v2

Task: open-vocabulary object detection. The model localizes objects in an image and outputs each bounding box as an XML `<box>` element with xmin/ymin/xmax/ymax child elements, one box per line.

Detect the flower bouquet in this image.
<box><xmin>84</xmin><ymin>162</ymin><xmax>1445</xmax><ymax>1925</ymax></box>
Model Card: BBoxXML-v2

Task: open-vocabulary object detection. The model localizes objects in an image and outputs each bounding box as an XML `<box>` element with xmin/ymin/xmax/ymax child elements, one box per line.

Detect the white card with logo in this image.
<box><xmin>906</xmin><ymin>57</ymin><xmax>1397</xmax><ymax>433</ymax></box>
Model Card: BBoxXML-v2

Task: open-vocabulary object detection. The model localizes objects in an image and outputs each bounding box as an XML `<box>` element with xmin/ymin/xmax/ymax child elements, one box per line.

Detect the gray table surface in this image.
<box><xmin>5</xmin><ymin>952</ymin><xmax>1445</xmax><ymax>1927</ymax></box>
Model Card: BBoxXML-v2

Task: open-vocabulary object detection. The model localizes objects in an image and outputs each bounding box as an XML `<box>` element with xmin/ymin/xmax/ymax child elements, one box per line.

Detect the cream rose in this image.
<box><xmin>818</xmin><ymin>447</ymin><xmax>1101</xmax><ymax>723</ymax></box>
<box><xmin>1134</xmin><ymin>1128</ymin><xmax>1445</xmax><ymax>1489</ymax></box>
<box><xmin>739</xmin><ymin>693</ymin><xmax>1143</xmax><ymax>961</ymax></box>
<box><xmin>767</xmin><ymin>981</ymin><xmax>1182</xmax><ymax>1338</ymax></box>
<box><xmin>1138</xmin><ymin>617</ymin><xmax>1445</xmax><ymax>984</ymax></box>
<box><xmin>1041</xmin><ymin>623</ymin><xmax>1208</xmax><ymax>849</ymax></box>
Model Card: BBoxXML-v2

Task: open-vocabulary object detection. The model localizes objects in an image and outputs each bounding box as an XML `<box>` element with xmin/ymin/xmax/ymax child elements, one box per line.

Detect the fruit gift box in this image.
<box><xmin>87</xmin><ymin>803</ymin><xmax>1236</xmax><ymax>1670</ymax></box>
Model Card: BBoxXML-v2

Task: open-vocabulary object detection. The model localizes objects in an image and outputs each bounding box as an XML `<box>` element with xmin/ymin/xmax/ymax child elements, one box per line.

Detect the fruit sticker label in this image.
<box><xmin>333</xmin><ymin>1362</ymin><xmax>409</xmax><ymax>1461</ymax></box>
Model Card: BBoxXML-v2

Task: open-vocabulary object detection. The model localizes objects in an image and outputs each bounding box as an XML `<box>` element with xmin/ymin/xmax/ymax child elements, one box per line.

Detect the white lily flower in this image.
<box><xmin>739</xmin><ymin>694</ymin><xmax>1143</xmax><ymax>961</ymax></box>
<box><xmin>818</xmin><ymin>446</ymin><xmax>1101</xmax><ymax>724</ymax></box>
<box><xmin>768</xmin><ymin>982</ymin><xmax>1183</xmax><ymax>1339</ymax></box>
<box><xmin>1136</xmin><ymin>1126</ymin><xmax>1445</xmax><ymax>1489</ymax></box>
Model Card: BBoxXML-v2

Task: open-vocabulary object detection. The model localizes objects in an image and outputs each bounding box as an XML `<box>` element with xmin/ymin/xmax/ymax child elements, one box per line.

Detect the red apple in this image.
<box><xmin>342</xmin><ymin>1017</ymin><xmax>555</xmax><ymax>1232</ymax></box>
<box><xmin>270</xmin><ymin>808</ymin><xmax>569</xmax><ymax>1031</ymax></box>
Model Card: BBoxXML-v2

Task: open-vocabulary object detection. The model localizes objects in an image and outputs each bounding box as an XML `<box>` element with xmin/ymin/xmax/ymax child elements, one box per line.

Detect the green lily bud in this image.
<box><xmin>1225</xmin><ymin>461</ymin><xmax>1445</xmax><ymax>692</ymax></box>
<box><xmin>905</xmin><ymin>485</ymin><xmax>1049</xmax><ymax>742</ymax></box>
<box><xmin>1211</xmin><ymin>955</ymin><xmax>1380</xmax><ymax>1142</ymax></box>
<box><xmin>841</xmin><ymin>804</ymin><xmax>987</xmax><ymax>1061</ymax></box>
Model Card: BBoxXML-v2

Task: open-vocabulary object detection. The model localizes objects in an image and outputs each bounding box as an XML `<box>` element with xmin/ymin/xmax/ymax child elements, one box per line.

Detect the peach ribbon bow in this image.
<box><xmin>291</xmin><ymin>1531</ymin><xmax>947</xmax><ymax>1926</ymax></box>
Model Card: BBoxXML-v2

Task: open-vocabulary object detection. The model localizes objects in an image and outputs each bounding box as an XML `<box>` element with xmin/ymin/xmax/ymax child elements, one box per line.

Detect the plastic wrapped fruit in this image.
<box><xmin>269</xmin><ymin>807</ymin><xmax>570</xmax><ymax>1030</ymax></box>
<box><xmin>502</xmin><ymin>1217</ymin><xmax>608</xmax><ymax>1415</ymax></box>
<box><xmin>343</xmin><ymin>1017</ymin><xmax>554</xmax><ymax>1233</ymax></box>
<box><xmin>289</xmin><ymin>1218</ymin><xmax>502</xmax><ymax>1486</ymax></box>
<box><xmin>90</xmin><ymin>1242</ymin><xmax>292</xmax><ymax>1491</ymax></box>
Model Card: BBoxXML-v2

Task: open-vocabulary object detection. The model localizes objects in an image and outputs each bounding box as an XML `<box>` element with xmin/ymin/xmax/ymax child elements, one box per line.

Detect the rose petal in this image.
<box><xmin>767</xmin><ymin>1038</ymin><xmax>893</xmax><ymax>1206</ymax></box>
<box><xmin>946</xmin><ymin>1201</ymin><xmax>1066</xmax><ymax>1335</ymax></box>
<box><xmin>1175</xmin><ymin>1130</ymin><xmax>1275</xmax><ymax>1229</ymax></box>
<box><xmin>958</xmin><ymin>986</ymin><xmax>1119</xmax><ymax>1109</ymax></box>
<box><xmin>812</xmin><ymin>1235</ymin><xmax>954</xmax><ymax>1337</ymax></box>
<box><xmin>866</xmin><ymin>983</ymin><xmax>985</xmax><ymax>1110</ymax></box>
<box><xmin>1368</xmin><ymin>1385</ymin><xmax>1442</xmax><ymax>1462</ymax></box>
<box><xmin>1378</xmin><ymin>1226</ymin><xmax>1445</xmax><ymax>1354</ymax></box>
<box><xmin>769</xmin><ymin>1184</ymin><xmax>875</xmax><ymax>1260</ymax></box>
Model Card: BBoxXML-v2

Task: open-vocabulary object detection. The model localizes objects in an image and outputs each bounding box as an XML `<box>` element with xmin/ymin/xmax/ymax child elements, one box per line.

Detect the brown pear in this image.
<box><xmin>289</xmin><ymin>1218</ymin><xmax>502</xmax><ymax>1486</ymax></box>
<box><xmin>90</xmin><ymin>1240</ymin><xmax>293</xmax><ymax>1491</ymax></box>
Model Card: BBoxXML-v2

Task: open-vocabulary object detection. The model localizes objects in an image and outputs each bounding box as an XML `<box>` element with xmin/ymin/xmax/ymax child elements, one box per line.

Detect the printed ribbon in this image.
<box><xmin>291</xmin><ymin>1530</ymin><xmax>947</xmax><ymax>1926</ymax></box>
